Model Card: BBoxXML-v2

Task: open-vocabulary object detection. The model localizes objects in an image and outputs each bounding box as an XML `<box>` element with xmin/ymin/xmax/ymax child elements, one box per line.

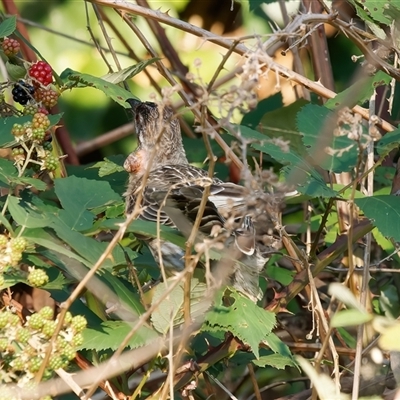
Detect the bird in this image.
<box><xmin>123</xmin><ymin>99</ymin><xmax>280</xmax><ymax>301</ymax></box>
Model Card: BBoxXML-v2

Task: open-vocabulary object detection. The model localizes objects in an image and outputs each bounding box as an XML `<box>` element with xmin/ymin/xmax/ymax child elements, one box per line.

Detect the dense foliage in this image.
<box><xmin>1</xmin><ymin>0</ymin><xmax>400</xmax><ymax>399</ymax></box>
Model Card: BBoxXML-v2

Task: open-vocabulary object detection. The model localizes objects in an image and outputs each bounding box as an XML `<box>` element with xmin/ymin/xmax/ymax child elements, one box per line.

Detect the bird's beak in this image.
<box><xmin>126</xmin><ymin>98</ymin><xmax>141</xmax><ymax>112</ymax></box>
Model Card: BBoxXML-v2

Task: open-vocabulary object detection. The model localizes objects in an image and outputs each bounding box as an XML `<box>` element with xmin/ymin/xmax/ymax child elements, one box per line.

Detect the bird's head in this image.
<box><xmin>125</xmin><ymin>100</ymin><xmax>188</xmax><ymax>175</ymax></box>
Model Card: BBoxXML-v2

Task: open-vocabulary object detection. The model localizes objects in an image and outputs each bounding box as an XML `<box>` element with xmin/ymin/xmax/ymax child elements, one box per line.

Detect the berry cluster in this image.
<box><xmin>11</xmin><ymin>81</ymin><xmax>35</xmax><ymax>105</ymax></box>
<box><xmin>28</xmin><ymin>61</ymin><xmax>53</xmax><ymax>86</ymax></box>
<box><xmin>0</xmin><ymin>235</ymin><xmax>27</xmax><ymax>273</ymax></box>
<box><xmin>2</xmin><ymin>37</ymin><xmax>20</xmax><ymax>56</ymax></box>
<box><xmin>0</xmin><ymin>306</ymin><xmax>87</xmax><ymax>393</ymax></box>
<box><xmin>9</xmin><ymin>112</ymin><xmax>56</xmax><ymax>171</ymax></box>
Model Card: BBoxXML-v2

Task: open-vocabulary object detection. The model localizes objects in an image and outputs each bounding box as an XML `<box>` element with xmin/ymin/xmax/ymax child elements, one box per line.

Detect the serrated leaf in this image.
<box><xmin>325</xmin><ymin>71</ymin><xmax>391</xmax><ymax>109</ymax></box>
<box><xmin>60</xmin><ymin>69</ymin><xmax>134</xmax><ymax>108</ymax></box>
<box><xmin>90</xmin><ymin>158</ymin><xmax>125</xmax><ymax>177</ymax></box>
<box><xmin>331</xmin><ymin>309</ymin><xmax>373</xmax><ymax>328</ymax></box>
<box><xmin>297</xmin><ymin>104</ymin><xmax>359</xmax><ymax>173</ymax></box>
<box><xmin>203</xmin><ymin>291</ymin><xmax>276</xmax><ymax>358</ymax></box>
<box><xmin>355</xmin><ymin>195</ymin><xmax>400</xmax><ymax>241</ymax></box>
<box><xmin>376</xmin><ymin>127</ymin><xmax>400</xmax><ymax>156</ymax></box>
<box><xmin>352</xmin><ymin>0</ymin><xmax>393</xmax><ymax>25</ymax></box>
<box><xmin>0</xmin><ymin>16</ymin><xmax>16</xmax><ymax>38</ymax></box>
<box><xmin>54</xmin><ymin>176</ymin><xmax>121</xmax><ymax>231</ymax></box>
<box><xmin>253</xmin><ymin>353</ymin><xmax>296</xmax><ymax>369</ymax></box>
<box><xmin>101</xmin><ymin>58</ymin><xmax>160</xmax><ymax>84</ymax></box>
<box><xmin>80</xmin><ymin>320</ymin><xmax>159</xmax><ymax>351</ymax></box>
<box><xmin>151</xmin><ymin>278</ymin><xmax>208</xmax><ymax>334</ymax></box>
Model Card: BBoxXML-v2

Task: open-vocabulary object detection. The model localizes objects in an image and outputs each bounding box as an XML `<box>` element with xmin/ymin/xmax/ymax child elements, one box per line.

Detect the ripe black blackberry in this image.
<box><xmin>11</xmin><ymin>81</ymin><xmax>35</xmax><ymax>105</ymax></box>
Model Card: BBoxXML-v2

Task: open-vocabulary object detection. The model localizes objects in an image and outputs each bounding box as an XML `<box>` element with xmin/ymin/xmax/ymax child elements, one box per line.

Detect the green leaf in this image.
<box><xmin>101</xmin><ymin>58</ymin><xmax>160</xmax><ymax>84</ymax></box>
<box><xmin>6</xmin><ymin>61</ymin><xmax>26</xmax><ymax>81</ymax></box>
<box><xmin>0</xmin><ymin>16</ymin><xmax>17</xmax><ymax>38</ymax></box>
<box><xmin>99</xmin><ymin>270</ymin><xmax>144</xmax><ymax>316</ymax></box>
<box><xmin>249</xmin><ymin>0</ymin><xmax>271</xmax><ymax>11</ymax></box>
<box><xmin>101</xmin><ymin>218</ymin><xmax>187</xmax><ymax>250</ymax></box>
<box><xmin>355</xmin><ymin>195</ymin><xmax>400</xmax><ymax>241</ymax></box>
<box><xmin>265</xmin><ymin>264</ymin><xmax>295</xmax><ymax>286</ymax></box>
<box><xmin>227</xmin><ymin>124</ymin><xmax>337</xmax><ymax>198</ymax></box>
<box><xmin>54</xmin><ymin>176</ymin><xmax>121</xmax><ymax>231</ymax></box>
<box><xmin>8</xmin><ymin>196</ymin><xmax>50</xmax><ymax>228</ymax></box>
<box><xmin>331</xmin><ymin>309</ymin><xmax>373</xmax><ymax>328</ymax></box>
<box><xmin>325</xmin><ymin>71</ymin><xmax>392</xmax><ymax>109</ymax></box>
<box><xmin>203</xmin><ymin>291</ymin><xmax>276</xmax><ymax>358</ymax></box>
<box><xmin>351</xmin><ymin>0</ymin><xmax>394</xmax><ymax>25</ymax></box>
<box><xmin>241</xmin><ymin>93</ymin><xmax>283</xmax><ymax>129</ymax></box>
<box><xmin>0</xmin><ymin>159</ymin><xmax>47</xmax><ymax>190</ymax></box>
<box><xmin>297</xmin><ymin>104</ymin><xmax>358</xmax><ymax>173</ymax></box>
<box><xmin>90</xmin><ymin>158</ymin><xmax>125</xmax><ymax>177</ymax></box>
<box><xmin>60</xmin><ymin>69</ymin><xmax>135</xmax><ymax>108</ymax></box>
<box><xmin>80</xmin><ymin>320</ymin><xmax>159</xmax><ymax>351</ymax></box>
<box><xmin>24</xmin><ymin>228</ymin><xmax>91</xmax><ymax>267</ymax></box>
<box><xmin>253</xmin><ymin>353</ymin><xmax>296</xmax><ymax>369</ymax></box>
<box><xmin>376</xmin><ymin>127</ymin><xmax>400</xmax><ymax>157</ymax></box>
<box><xmin>258</xmin><ymin>99</ymin><xmax>309</xmax><ymax>155</ymax></box>
<box><xmin>151</xmin><ymin>278</ymin><xmax>208</xmax><ymax>334</ymax></box>
<box><xmin>255</xmin><ymin>140</ymin><xmax>337</xmax><ymax>198</ymax></box>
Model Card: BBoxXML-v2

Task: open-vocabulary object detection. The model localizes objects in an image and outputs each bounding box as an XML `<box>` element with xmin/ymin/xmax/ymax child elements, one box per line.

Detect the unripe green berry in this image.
<box><xmin>28</xmin><ymin>356</ymin><xmax>42</xmax><ymax>373</ymax></box>
<box><xmin>64</xmin><ymin>311</ymin><xmax>73</xmax><ymax>325</ymax></box>
<box><xmin>42</xmin><ymin>320</ymin><xmax>56</xmax><ymax>338</ymax></box>
<box><xmin>10</xmin><ymin>237</ymin><xmax>27</xmax><ymax>252</ymax></box>
<box><xmin>0</xmin><ymin>234</ymin><xmax>8</xmax><ymax>248</ymax></box>
<box><xmin>23</xmin><ymin>104</ymin><xmax>38</xmax><ymax>115</ymax></box>
<box><xmin>48</xmin><ymin>354</ymin><xmax>63</xmax><ymax>370</ymax></box>
<box><xmin>70</xmin><ymin>315</ymin><xmax>87</xmax><ymax>333</ymax></box>
<box><xmin>16</xmin><ymin>327</ymin><xmax>30</xmax><ymax>344</ymax></box>
<box><xmin>8</xmin><ymin>313</ymin><xmax>20</xmax><ymax>326</ymax></box>
<box><xmin>28</xmin><ymin>312</ymin><xmax>44</xmax><ymax>330</ymax></box>
<box><xmin>71</xmin><ymin>333</ymin><xmax>84</xmax><ymax>347</ymax></box>
<box><xmin>43</xmin><ymin>152</ymin><xmax>59</xmax><ymax>172</ymax></box>
<box><xmin>9</xmin><ymin>250</ymin><xmax>22</xmax><ymax>265</ymax></box>
<box><xmin>27</xmin><ymin>268</ymin><xmax>49</xmax><ymax>287</ymax></box>
<box><xmin>11</xmin><ymin>356</ymin><xmax>24</xmax><ymax>371</ymax></box>
<box><xmin>0</xmin><ymin>311</ymin><xmax>11</xmax><ymax>329</ymax></box>
<box><xmin>11</xmin><ymin>123</ymin><xmax>24</xmax><ymax>137</ymax></box>
<box><xmin>62</xmin><ymin>344</ymin><xmax>76</xmax><ymax>360</ymax></box>
<box><xmin>38</xmin><ymin>306</ymin><xmax>54</xmax><ymax>320</ymax></box>
<box><xmin>0</xmin><ymin>337</ymin><xmax>9</xmax><ymax>351</ymax></box>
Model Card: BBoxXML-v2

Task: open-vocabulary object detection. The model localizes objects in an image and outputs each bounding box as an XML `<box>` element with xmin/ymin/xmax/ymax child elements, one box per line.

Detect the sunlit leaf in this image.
<box><xmin>60</xmin><ymin>69</ymin><xmax>135</xmax><ymax>107</ymax></box>
<box><xmin>203</xmin><ymin>290</ymin><xmax>276</xmax><ymax>358</ymax></box>
<box><xmin>80</xmin><ymin>320</ymin><xmax>159</xmax><ymax>351</ymax></box>
<box><xmin>355</xmin><ymin>195</ymin><xmax>400</xmax><ymax>241</ymax></box>
<box><xmin>101</xmin><ymin>58</ymin><xmax>160</xmax><ymax>84</ymax></box>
